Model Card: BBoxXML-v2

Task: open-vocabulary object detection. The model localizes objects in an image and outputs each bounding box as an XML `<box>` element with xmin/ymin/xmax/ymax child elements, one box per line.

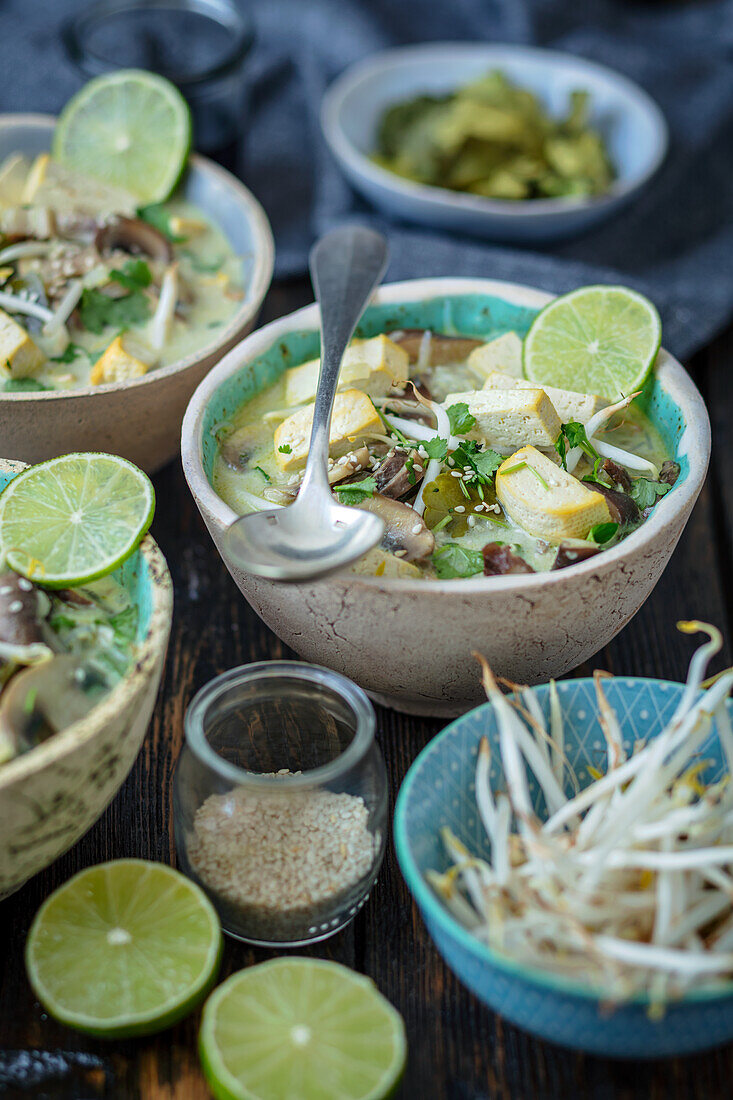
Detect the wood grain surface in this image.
<box><xmin>1</xmin><ymin>282</ymin><xmax>731</xmax><ymax>1100</ymax></box>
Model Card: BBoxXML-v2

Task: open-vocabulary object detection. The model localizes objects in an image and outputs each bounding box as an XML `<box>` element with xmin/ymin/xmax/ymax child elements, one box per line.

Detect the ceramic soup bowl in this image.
<box><xmin>0</xmin><ymin>459</ymin><xmax>173</xmax><ymax>898</ymax></box>
<box><xmin>181</xmin><ymin>278</ymin><xmax>709</xmax><ymax>717</ymax></box>
<box><xmin>0</xmin><ymin>115</ymin><xmax>274</xmax><ymax>473</ymax></box>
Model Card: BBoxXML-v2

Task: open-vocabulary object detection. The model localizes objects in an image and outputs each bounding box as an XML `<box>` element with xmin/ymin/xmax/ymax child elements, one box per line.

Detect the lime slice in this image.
<box><xmin>53</xmin><ymin>70</ymin><xmax>191</xmax><ymax>203</ymax></box>
<box><xmin>199</xmin><ymin>958</ymin><xmax>407</xmax><ymax>1100</ymax></box>
<box><xmin>523</xmin><ymin>285</ymin><xmax>662</xmax><ymax>401</ymax></box>
<box><xmin>0</xmin><ymin>452</ymin><xmax>155</xmax><ymax>588</ymax></box>
<box><xmin>25</xmin><ymin>860</ymin><xmax>222</xmax><ymax>1038</ymax></box>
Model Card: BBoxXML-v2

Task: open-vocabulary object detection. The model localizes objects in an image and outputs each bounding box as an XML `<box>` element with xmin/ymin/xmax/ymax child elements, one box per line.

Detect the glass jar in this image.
<box><xmin>173</xmin><ymin>661</ymin><xmax>388</xmax><ymax>946</ymax></box>
<box><xmin>63</xmin><ymin>0</ymin><xmax>255</xmax><ymax>158</ymax></box>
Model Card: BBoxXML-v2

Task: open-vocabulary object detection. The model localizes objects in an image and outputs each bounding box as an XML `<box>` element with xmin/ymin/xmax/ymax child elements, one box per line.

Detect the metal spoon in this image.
<box><xmin>223</xmin><ymin>225</ymin><xmax>388</xmax><ymax>582</ymax></box>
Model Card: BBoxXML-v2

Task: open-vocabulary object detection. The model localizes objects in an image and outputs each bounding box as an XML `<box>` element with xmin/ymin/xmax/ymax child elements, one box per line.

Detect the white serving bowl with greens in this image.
<box><xmin>0</xmin><ymin>458</ymin><xmax>173</xmax><ymax>897</ymax></box>
<box><xmin>181</xmin><ymin>278</ymin><xmax>709</xmax><ymax>716</ymax></box>
<box><xmin>0</xmin><ymin>115</ymin><xmax>273</xmax><ymax>473</ymax></box>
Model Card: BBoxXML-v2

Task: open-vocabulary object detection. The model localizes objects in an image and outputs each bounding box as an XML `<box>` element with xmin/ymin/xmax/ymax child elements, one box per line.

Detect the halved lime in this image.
<box><xmin>523</xmin><ymin>285</ymin><xmax>662</xmax><ymax>401</ymax></box>
<box><xmin>53</xmin><ymin>70</ymin><xmax>191</xmax><ymax>203</ymax></box>
<box><xmin>0</xmin><ymin>452</ymin><xmax>155</xmax><ymax>588</ymax></box>
<box><xmin>26</xmin><ymin>860</ymin><xmax>222</xmax><ymax>1039</ymax></box>
<box><xmin>199</xmin><ymin>958</ymin><xmax>407</xmax><ymax>1100</ymax></box>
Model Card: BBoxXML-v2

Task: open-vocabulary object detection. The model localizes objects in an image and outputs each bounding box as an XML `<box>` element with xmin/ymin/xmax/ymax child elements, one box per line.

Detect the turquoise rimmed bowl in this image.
<box><xmin>182</xmin><ymin>277</ymin><xmax>710</xmax><ymax>716</ymax></box>
<box><xmin>394</xmin><ymin>678</ymin><xmax>733</xmax><ymax>1058</ymax></box>
<box><xmin>0</xmin><ymin>458</ymin><xmax>173</xmax><ymax>898</ymax></box>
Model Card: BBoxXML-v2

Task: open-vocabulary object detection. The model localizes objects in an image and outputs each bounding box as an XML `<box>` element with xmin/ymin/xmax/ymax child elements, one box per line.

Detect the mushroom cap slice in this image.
<box><xmin>387</xmin><ymin>329</ymin><xmax>484</xmax><ymax>366</ymax></box>
<box><xmin>356</xmin><ymin>495</ymin><xmax>434</xmax><ymax>562</ymax></box>
<box><xmin>95</xmin><ymin>216</ymin><xmax>174</xmax><ymax>264</ymax></box>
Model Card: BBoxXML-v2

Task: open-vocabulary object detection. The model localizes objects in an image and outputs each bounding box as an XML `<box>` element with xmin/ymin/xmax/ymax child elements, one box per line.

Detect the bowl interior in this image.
<box><xmin>394</xmin><ymin>678</ymin><xmax>731</xmax><ymax>1001</ymax></box>
<box><xmin>0</xmin><ymin>465</ymin><xmax>154</xmax><ymax>643</ymax></box>
<box><xmin>329</xmin><ymin>45</ymin><xmax>666</xmax><ymax>198</ymax></box>
<box><xmin>200</xmin><ymin>290</ymin><xmax>689</xmax><ymax>488</ymax></box>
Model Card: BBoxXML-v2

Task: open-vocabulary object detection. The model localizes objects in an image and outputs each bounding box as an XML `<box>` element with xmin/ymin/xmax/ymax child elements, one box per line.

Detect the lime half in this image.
<box><xmin>53</xmin><ymin>69</ymin><xmax>191</xmax><ymax>203</ymax></box>
<box><xmin>199</xmin><ymin>958</ymin><xmax>407</xmax><ymax>1100</ymax></box>
<box><xmin>0</xmin><ymin>452</ymin><xmax>154</xmax><ymax>587</ymax></box>
<box><xmin>26</xmin><ymin>860</ymin><xmax>222</xmax><ymax>1039</ymax></box>
<box><xmin>523</xmin><ymin>285</ymin><xmax>662</xmax><ymax>401</ymax></box>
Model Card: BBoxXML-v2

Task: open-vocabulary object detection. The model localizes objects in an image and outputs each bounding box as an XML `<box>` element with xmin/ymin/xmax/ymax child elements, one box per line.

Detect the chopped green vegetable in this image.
<box><xmin>446</xmin><ymin>402</ymin><xmax>476</xmax><ymax>435</ymax></box>
<box><xmin>373</xmin><ymin>69</ymin><xmax>614</xmax><ymax>201</ymax></box>
<box><xmin>432</xmin><ymin>542</ymin><xmax>484</xmax><ymax>579</ymax></box>
<box><xmin>451</xmin><ymin>439</ymin><xmax>503</xmax><ymax>487</ymax></box>
<box><xmin>501</xmin><ymin>459</ymin><xmax>550</xmax><ymax>490</ymax></box>
<box><xmin>629</xmin><ymin>477</ymin><xmax>671</xmax><ymax>510</ymax></box>
<box><xmin>138</xmin><ymin>203</ymin><xmax>187</xmax><ymax>242</ymax></box>
<box><xmin>51</xmin><ymin>343</ymin><xmax>84</xmax><ymax>364</ymax></box>
<box><xmin>3</xmin><ymin>377</ymin><xmax>49</xmax><ymax>392</ymax></box>
<box><xmin>109</xmin><ymin>605</ymin><xmax>139</xmax><ymax>645</ymax></box>
<box><xmin>254</xmin><ymin>466</ymin><xmax>271</xmax><ymax>482</ymax></box>
<box><xmin>556</xmin><ymin>421</ymin><xmax>604</xmax><ymax>479</ymax></box>
<box><xmin>588</xmin><ymin>522</ymin><xmax>619</xmax><ymax>545</ymax></box>
<box><xmin>109</xmin><ymin>259</ymin><xmax>152</xmax><ymax>291</ymax></box>
<box><xmin>423</xmin><ymin>436</ymin><xmax>448</xmax><ymax>461</ymax></box>
<box><xmin>79</xmin><ymin>286</ymin><xmax>151</xmax><ymax>335</ymax></box>
<box><xmin>333</xmin><ymin>476</ymin><xmax>377</xmax><ymax>506</ymax></box>
<box><xmin>278</xmin><ymin>444</ymin><xmax>292</xmax><ymax>454</ymax></box>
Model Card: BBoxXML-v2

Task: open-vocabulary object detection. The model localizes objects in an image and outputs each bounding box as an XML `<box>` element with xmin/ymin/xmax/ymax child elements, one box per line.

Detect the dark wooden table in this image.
<box><xmin>2</xmin><ymin>280</ymin><xmax>732</xmax><ymax>1100</ymax></box>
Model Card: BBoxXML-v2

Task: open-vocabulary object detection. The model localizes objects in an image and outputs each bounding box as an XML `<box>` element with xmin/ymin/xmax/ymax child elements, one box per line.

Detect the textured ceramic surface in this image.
<box><xmin>394</xmin><ymin>678</ymin><xmax>733</xmax><ymax>1058</ymax></box>
<box><xmin>0</xmin><ymin>459</ymin><xmax>173</xmax><ymax>898</ymax></box>
<box><xmin>321</xmin><ymin>44</ymin><xmax>668</xmax><ymax>243</ymax></box>
<box><xmin>181</xmin><ymin>278</ymin><xmax>710</xmax><ymax>717</ymax></box>
<box><xmin>0</xmin><ymin>115</ymin><xmax>274</xmax><ymax>473</ymax></box>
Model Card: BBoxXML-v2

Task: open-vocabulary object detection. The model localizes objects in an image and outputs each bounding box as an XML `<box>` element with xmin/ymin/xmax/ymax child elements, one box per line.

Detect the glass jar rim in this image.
<box><xmin>184</xmin><ymin>660</ymin><xmax>377</xmax><ymax>788</ymax></box>
<box><xmin>64</xmin><ymin>0</ymin><xmax>255</xmax><ymax>88</ymax></box>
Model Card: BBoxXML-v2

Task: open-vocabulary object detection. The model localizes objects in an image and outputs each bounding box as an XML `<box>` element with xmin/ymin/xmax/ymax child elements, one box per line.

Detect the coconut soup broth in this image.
<box><xmin>213</xmin><ymin>335</ymin><xmax>670</xmax><ymax>580</ymax></box>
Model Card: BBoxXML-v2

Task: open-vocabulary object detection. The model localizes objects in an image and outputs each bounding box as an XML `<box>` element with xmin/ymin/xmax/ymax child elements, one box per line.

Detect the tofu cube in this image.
<box><xmin>468</xmin><ymin>332</ymin><xmax>523</xmax><ymax>379</ymax></box>
<box><xmin>274</xmin><ymin>389</ymin><xmax>382</xmax><ymax>472</ymax></box>
<box><xmin>443</xmin><ymin>387</ymin><xmax>561</xmax><ymax>451</ymax></box>
<box><xmin>0</xmin><ymin>309</ymin><xmax>45</xmax><ymax>378</ymax></box>
<box><xmin>284</xmin><ymin>335</ymin><xmax>409</xmax><ymax>407</ymax></box>
<box><xmin>481</xmin><ymin>370</ymin><xmax>607</xmax><ymax>425</ymax></box>
<box><xmin>90</xmin><ymin>336</ymin><xmax>150</xmax><ymax>386</ymax></box>
<box><xmin>496</xmin><ymin>445</ymin><xmax>612</xmax><ymax>542</ymax></box>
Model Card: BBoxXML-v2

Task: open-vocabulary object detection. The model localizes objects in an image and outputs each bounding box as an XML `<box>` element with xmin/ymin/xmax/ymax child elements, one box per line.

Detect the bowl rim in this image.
<box><xmin>0</xmin><ymin>113</ymin><xmax>275</xmax><ymax>401</ymax></box>
<box><xmin>320</xmin><ymin>42</ymin><xmax>669</xmax><ymax>220</ymax></box>
<box><xmin>0</xmin><ymin>457</ymin><xmax>173</xmax><ymax>789</ymax></box>
<box><xmin>181</xmin><ymin>275</ymin><xmax>711</xmax><ymax>594</ymax></box>
<box><xmin>393</xmin><ymin>675</ymin><xmax>733</xmax><ymax>1007</ymax></box>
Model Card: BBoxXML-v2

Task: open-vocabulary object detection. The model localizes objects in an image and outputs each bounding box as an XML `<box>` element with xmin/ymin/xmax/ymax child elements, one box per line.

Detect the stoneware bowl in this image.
<box><xmin>394</xmin><ymin>678</ymin><xmax>733</xmax><ymax>1058</ymax></box>
<box><xmin>321</xmin><ymin>43</ymin><xmax>668</xmax><ymax>243</ymax></box>
<box><xmin>0</xmin><ymin>115</ymin><xmax>274</xmax><ymax>473</ymax></box>
<box><xmin>181</xmin><ymin>277</ymin><xmax>709</xmax><ymax>717</ymax></box>
<box><xmin>0</xmin><ymin>459</ymin><xmax>173</xmax><ymax>898</ymax></box>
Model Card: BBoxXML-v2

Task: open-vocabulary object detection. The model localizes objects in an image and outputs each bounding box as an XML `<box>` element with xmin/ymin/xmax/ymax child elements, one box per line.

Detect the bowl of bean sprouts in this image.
<box><xmin>394</xmin><ymin>624</ymin><xmax>733</xmax><ymax>1056</ymax></box>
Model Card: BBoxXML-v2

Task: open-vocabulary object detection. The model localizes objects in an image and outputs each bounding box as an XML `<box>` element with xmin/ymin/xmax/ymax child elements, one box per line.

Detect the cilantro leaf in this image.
<box><xmin>432</xmin><ymin>542</ymin><xmax>484</xmax><ymax>579</ymax></box>
<box><xmin>50</xmin><ymin>342</ymin><xmax>84</xmax><ymax>364</ymax></box>
<box><xmin>423</xmin><ymin>436</ymin><xmax>448</xmax><ymax>461</ymax></box>
<box><xmin>109</xmin><ymin>259</ymin><xmax>152</xmax><ymax>290</ymax></box>
<box><xmin>588</xmin><ymin>521</ymin><xmax>619</xmax><ymax>545</ymax></box>
<box><xmin>109</xmin><ymin>606</ymin><xmax>139</xmax><ymax>645</ymax></box>
<box><xmin>556</xmin><ymin>421</ymin><xmax>603</xmax><ymax>477</ymax></box>
<box><xmin>3</xmin><ymin>377</ymin><xmax>49</xmax><ymax>392</ymax></box>
<box><xmin>138</xmin><ymin>203</ymin><xmax>187</xmax><ymax>243</ymax></box>
<box><xmin>629</xmin><ymin>477</ymin><xmax>670</xmax><ymax>510</ymax></box>
<box><xmin>278</xmin><ymin>443</ymin><xmax>292</xmax><ymax>454</ymax></box>
<box><xmin>446</xmin><ymin>402</ymin><xmax>476</xmax><ymax>435</ymax></box>
<box><xmin>78</xmin><ymin>287</ymin><xmax>151</xmax><ymax>335</ymax></box>
<box><xmin>333</xmin><ymin>476</ymin><xmax>377</xmax><ymax>506</ymax></box>
<box><xmin>451</xmin><ymin>439</ymin><xmax>503</xmax><ymax>486</ymax></box>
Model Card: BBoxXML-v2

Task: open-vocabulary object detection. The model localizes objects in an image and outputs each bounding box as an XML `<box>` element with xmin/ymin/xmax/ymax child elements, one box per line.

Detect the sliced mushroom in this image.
<box><xmin>328</xmin><ymin>447</ymin><xmax>371</xmax><ymax>486</ymax></box>
<box><xmin>95</xmin><ymin>216</ymin><xmax>173</xmax><ymax>264</ymax></box>
<box><xmin>373</xmin><ymin>449</ymin><xmax>424</xmax><ymax>499</ymax></box>
<box><xmin>356</xmin><ymin>495</ymin><xmax>434</xmax><ymax>561</ymax></box>
<box><xmin>388</xmin><ymin>329</ymin><xmax>484</xmax><ymax>366</ymax></box>
<box><xmin>552</xmin><ymin>540</ymin><xmax>602</xmax><ymax>571</ymax></box>
<box><xmin>600</xmin><ymin>458</ymin><xmax>632</xmax><ymax>494</ymax></box>
<box><xmin>0</xmin><ymin>572</ymin><xmax>46</xmax><ymax>647</ymax></box>
<box><xmin>660</xmin><ymin>460</ymin><xmax>681</xmax><ymax>487</ymax></box>
<box><xmin>0</xmin><ymin>654</ymin><xmax>101</xmax><ymax>764</ymax></box>
<box><xmin>482</xmin><ymin>543</ymin><xmax>535</xmax><ymax>576</ymax></box>
<box><xmin>219</xmin><ymin>424</ymin><xmax>263</xmax><ymax>472</ymax></box>
<box><xmin>589</xmin><ymin>482</ymin><xmax>640</xmax><ymax>527</ymax></box>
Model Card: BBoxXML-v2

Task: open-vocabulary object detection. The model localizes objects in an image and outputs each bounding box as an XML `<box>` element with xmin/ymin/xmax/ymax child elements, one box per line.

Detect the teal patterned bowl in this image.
<box><xmin>394</xmin><ymin>678</ymin><xmax>733</xmax><ymax>1057</ymax></box>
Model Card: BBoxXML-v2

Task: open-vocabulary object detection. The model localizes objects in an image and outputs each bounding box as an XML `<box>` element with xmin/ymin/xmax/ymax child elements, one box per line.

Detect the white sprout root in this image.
<box><xmin>429</xmin><ymin>624</ymin><xmax>733</xmax><ymax>1007</ymax></box>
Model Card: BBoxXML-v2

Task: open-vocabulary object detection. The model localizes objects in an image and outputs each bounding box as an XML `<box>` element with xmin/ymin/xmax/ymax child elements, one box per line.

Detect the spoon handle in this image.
<box><xmin>300</xmin><ymin>226</ymin><xmax>389</xmax><ymax>497</ymax></box>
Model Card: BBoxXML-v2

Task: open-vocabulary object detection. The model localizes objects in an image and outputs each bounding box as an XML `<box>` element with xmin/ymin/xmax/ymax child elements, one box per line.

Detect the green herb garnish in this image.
<box><xmin>51</xmin><ymin>342</ymin><xmax>84</xmax><ymax>364</ymax></box>
<box><xmin>278</xmin><ymin>444</ymin><xmax>292</xmax><ymax>454</ymax></box>
<box><xmin>423</xmin><ymin>436</ymin><xmax>448</xmax><ymax>461</ymax></box>
<box><xmin>446</xmin><ymin>402</ymin><xmax>476</xmax><ymax>435</ymax></box>
<box><xmin>556</xmin><ymin>421</ymin><xmax>605</xmax><ymax>480</ymax></box>
<box><xmin>79</xmin><ymin>286</ymin><xmax>151</xmax><ymax>335</ymax></box>
<box><xmin>451</xmin><ymin>439</ymin><xmax>503</xmax><ymax>486</ymax></box>
<box><xmin>629</xmin><ymin>477</ymin><xmax>671</xmax><ymax>510</ymax></box>
<box><xmin>333</xmin><ymin>476</ymin><xmax>378</xmax><ymax>506</ymax></box>
<box><xmin>432</xmin><ymin>543</ymin><xmax>484</xmax><ymax>579</ymax></box>
<box><xmin>109</xmin><ymin>606</ymin><xmax>139</xmax><ymax>645</ymax></box>
<box><xmin>588</xmin><ymin>522</ymin><xmax>619</xmax><ymax>545</ymax></box>
<box><xmin>254</xmin><ymin>466</ymin><xmax>271</xmax><ymax>482</ymax></box>
<box><xmin>109</xmin><ymin>259</ymin><xmax>152</xmax><ymax>290</ymax></box>
<box><xmin>501</xmin><ymin>460</ymin><xmax>551</xmax><ymax>491</ymax></box>
<box><xmin>3</xmin><ymin>377</ymin><xmax>49</xmax><ymax>392</ymax></box>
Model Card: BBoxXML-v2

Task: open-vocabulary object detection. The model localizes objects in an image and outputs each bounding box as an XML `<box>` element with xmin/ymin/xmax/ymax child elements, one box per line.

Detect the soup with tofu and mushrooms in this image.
<box><xmin>213</xmin><ymin>327</ymin><xmax>678</xmax><ymax>580</ymax></box>
<box><xmin>0</xmin><ymin>153</ymin><xmax>242</xmax><ymax>392</ymax></box>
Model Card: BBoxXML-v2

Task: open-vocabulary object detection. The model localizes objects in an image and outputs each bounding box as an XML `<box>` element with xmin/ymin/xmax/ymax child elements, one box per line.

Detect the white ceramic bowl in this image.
<box><xmin>321</xmin><ymin>44</ymin><xmax>668</xmax><ymax>243</ymax></box>
<box><xmin>0</xmin><ymin>115</ymin><xmax>274</xmax><ymax>473</ymax></box>
<box><xmin>181</xmin><ymin>278</ymin><xmax>709</xmax><ymax>717</ymax></box>
<box><xmin>0</xmin><ymin>458</ymin><xmax>173</xmax><ymax>898</ymax></box>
